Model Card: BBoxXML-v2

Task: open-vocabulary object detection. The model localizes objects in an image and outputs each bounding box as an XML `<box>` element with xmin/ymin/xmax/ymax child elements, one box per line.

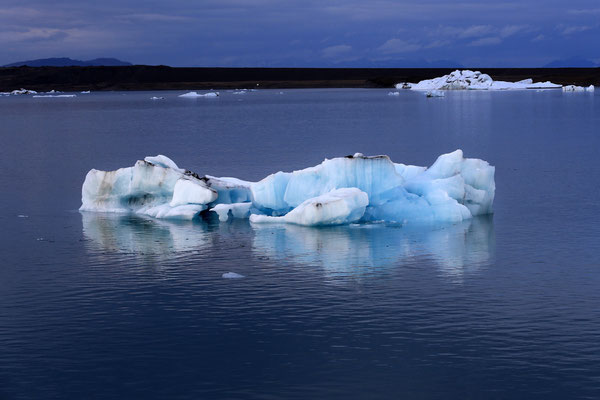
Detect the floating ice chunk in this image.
<box><xmin>211</xmin><ymin>202</ymin><xmax>253</xmax><ymax>221</ymax></box>
<box><xmin>45</xmin><ymin>90</ymin><xmax>62</xmax><ymax>94</ymax></box>
<box><xmin>81</xmin><ymin>90</ymin><xmax>91</xmax><ymax>94</ymax></box>
<box><xmin>396</xmin><ymin>70</ymin><xmax>561</xmax><ymax>91</ymax></box>
<box><xmin>562</xmin><ymin>85</ymin><xmax>586</xmax><ymax>92</ymax></box>
<box><xmin>425</xmin><ymin>90</ymin><xmax>445</xmax><ymax>97</ymax></box>
<box><xmin>388</xmin><ymin>91</ymin><xmax>400</xmax><ymax>96</ymax></box>
<box><xmin>232</xmin><ymin>91</ymin><xmax>246</xmax><ymax>95</ymax></box>
<box><xmin>144</xmin><ymin>155</ymin><xmax>184</xmax><ymax>173</ymax></box>
<box><xmin>222</xmin><ymin>272</ymin><xmax>245</xmax><ymax>279</ymax></box>
<box><xmin>178</xmin><ymin>91</ymin><xmax>219</xmax><ymax>98</ymax></box>
<box><xmin>10</xmin><ymin>88</ymin><xmax>37</xmax><ymax>95</ymax></box>
<box><xmin>32</xmin><ymin>94</ymin><xmax>76</xmax><ymax>98</ymax></box>
<box><xmin>587</xmin><ymin>85</ymin><xmax>595</xmax><ymax>92</ymax></box>
<box><xmin>169</xmin><ymin>178</ymin><xmax>217</xmax><ymax>207</ymax></box>
<box><xmin>81</xmin><ymin>150</ymin><xmax>495</xmax><ymax>226</ymax></box>
<box><xmin>150</xmin><ymin>96</ymin><xmax>164</xmax><ymax>100</ymax></box>
<box><xmin>250</xmin><ymin>188</ymin><xmax>369</xmax><ymax>226</ymax></box>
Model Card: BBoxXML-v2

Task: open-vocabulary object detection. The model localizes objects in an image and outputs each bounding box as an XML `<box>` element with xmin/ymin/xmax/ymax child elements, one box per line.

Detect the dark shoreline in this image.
<box><xmin>1</xmin><ymin>65</ymin><xmax>599</xmax><ymax>92</ymax></box>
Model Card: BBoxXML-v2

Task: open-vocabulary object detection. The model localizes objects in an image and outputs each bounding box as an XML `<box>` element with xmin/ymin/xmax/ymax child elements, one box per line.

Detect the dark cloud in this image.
<box><xmin>0</xmin><ymin>0</ymin><xmax>599</xmax><ymax>66</ymax></box>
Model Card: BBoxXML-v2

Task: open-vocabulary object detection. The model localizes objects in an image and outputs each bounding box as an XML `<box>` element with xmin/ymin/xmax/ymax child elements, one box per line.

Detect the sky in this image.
<box><xmin>1</xmin><ymin>0</ymin><xmax>599</xmax><ymax>67</ymax></box>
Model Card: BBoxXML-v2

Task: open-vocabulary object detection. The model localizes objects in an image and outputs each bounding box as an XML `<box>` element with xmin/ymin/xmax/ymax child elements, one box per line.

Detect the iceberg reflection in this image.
<box><xmin>252</xmin><ymin>216</ymin><xmax>495</xmax><ymax>279</ymax></box>
<box><xmin>81</xmin><ymin>212</ymin><xmax>211</xmax><ymax>255</ymax></box>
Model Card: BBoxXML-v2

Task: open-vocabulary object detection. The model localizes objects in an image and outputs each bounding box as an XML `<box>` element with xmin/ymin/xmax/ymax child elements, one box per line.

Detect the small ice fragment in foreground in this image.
<box><xmin>81</xmin><ymin>90</ymin><xmax>91</xmax><ymax>94</ymax></box>
<box><xmin>388</xmin><ymin>91</ymin><xmax>400</xmax><ymax>96</ymax></box>
<box><xmin>178</xmin><ymin>91</ymin><xmax>219</xmax><ymax>98</ymax></box>
<box><xmin>222</xmin><ymin>272</ymin><xmax>245</xmax><ymax>279</ymax></box>
<box><xmin>426</xmin><ymin>90</ymin><xmax>445</xmax><ymax>98</ymax></box>
<box><xmin>150</xmin><ymin>96</ymin><xmax>164</xmax><ymax>100</ymax></box>
<box><xmin>17</xmin><ymin>214</ymin><xmax>28</xmax><ymax>218</ymax></box>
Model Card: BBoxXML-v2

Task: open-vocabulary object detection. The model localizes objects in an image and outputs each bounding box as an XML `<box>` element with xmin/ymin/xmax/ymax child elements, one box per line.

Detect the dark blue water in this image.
<box><xmin>1</xmin><ymin>89</ymin><xmax>599</xmax><ymax>399</ymax></box>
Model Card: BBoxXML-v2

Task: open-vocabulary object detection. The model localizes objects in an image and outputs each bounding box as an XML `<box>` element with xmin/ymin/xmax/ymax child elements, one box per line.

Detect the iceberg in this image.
<box><xmin>178</xmin><ymin>91</ymin><xmax>219</xmax><ymax>98</ymax></box>
<box><xmin>80</xmin><ymin>155</ymin><xmax>216</xmax><ymax>220</ymax></box>
<box><xmin>150</xmin><ymin>96</ymin><xmax>164</xmax><ymax>100</ymax></box>
<box><xmin>81</xmin><ymin>90</ymin><xmax>91</xmax><ymax>94</ymax></box>
<box><xmin>397</xmin><ymin>70</ymin><xmax>562</xmax><ymax>91</ymax></box>
<box><xmin>387</xmin><ymin>91</ymin><xmax>400</xmax><ymax>96</ymax></box>
<box><xmin>80</xmin><ymin>150</ymin><xmax>495</xmax><ymax>226</ymax></box>
<box><xmin>10</xmin><ymin>88</ymin><xmax>38</xmax><ymax>95</ymax></box>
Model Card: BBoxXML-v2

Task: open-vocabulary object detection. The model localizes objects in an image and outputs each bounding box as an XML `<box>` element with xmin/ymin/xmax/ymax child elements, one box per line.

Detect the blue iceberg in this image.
<box><xmin>80</xmin><ymin>150</ymin><xmax>494</xmax><ymax>225</ymax></box>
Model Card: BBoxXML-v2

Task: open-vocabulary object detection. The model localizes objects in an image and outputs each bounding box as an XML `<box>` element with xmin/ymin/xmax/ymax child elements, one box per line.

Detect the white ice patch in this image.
<box><xmin>388</xmin><ymin>91</ymin><xmax>400</xmax><ymax>96</ymax></box>
<box><xmin>222</xmin><ymin>272</ymin><xmax>245</xmax><ymax>279</ymax></box>
<box><xmin>144</xmin><ymin>155</ymin><xmax>184</xmax><ymax>173</ymax></box>
<box><xmin>32</xmin><ymin>94</ymin><xmax>76</xmax><ymax>98</ymax></box>
<box><xmin>178</xmin><ymin>91</ymin><xmax>219</xmax><ymax>98</ymax></box>
<box><xmin>426</xmin><ymin>90</ymin><xmax>445</xmax><ymax>97</ymax></box>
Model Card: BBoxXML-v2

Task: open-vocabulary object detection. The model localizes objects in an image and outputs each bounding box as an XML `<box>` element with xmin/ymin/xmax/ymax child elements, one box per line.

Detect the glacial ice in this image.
<box><xmin>80</xmin><ymin>150</ymin><xmax>495</xmax><ymax>226</ymax></box>
<box><xmin>397</xmin><ymin>70</ymin><xmax>562</xmax><ymax>91</ymax></box>
<box><xmin>387</xmin><ymin>91</ymin><xmax>400</xmax><ymax>96</ymax></box>
<box><xmin>178</xmin><ymin>91</ymin><xmax>219</xmax><ymax>98</ymax></box>
<box><xmin>426</xmin><ymin>90</ymin><xmax>445</xmax><ymax>97</ymax></box>
<box><xmin>250</xmin><ymin>188</ymin><xmax>369</xmax><ymax>226</ymax></box>
<box><xmin>562</xmin><ymin>85</ymin><xmax>595</xmax><ymax>92</ymax></box>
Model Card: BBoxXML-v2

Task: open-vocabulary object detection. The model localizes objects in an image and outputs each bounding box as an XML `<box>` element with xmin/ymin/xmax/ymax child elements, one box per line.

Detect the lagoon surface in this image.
<box><xmin>1</xmin><ymin>89</ymin><xmax>599</xmax><ymax>399</ymax></box>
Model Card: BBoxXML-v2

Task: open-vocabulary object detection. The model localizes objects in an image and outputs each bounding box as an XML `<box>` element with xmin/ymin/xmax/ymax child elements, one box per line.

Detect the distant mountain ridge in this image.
<box><xmin>2</xmin><ymin>57</ymin><xmax>132</xmax><ymax>67</ymax></box>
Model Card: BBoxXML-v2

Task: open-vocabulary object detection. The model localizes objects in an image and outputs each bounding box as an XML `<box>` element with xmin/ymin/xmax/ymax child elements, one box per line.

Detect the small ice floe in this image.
<box><xmin>562</xmin><ymin>85</ymin><xmax>585</xmax><ymax>92</ymax></box>
<box><xmin>17</xmin><ymin>214</ymin><xmax>28</xmax><ymax>218</ymax></box>
<box><xmin>32</xmin><ymin>94</ymin><xmax>77</xmax><ymax>98</ymax></box>
<box><xmin>150</xmin><ymin>96</ymin><xmax>164</xmax><ymax>100</ymax></box>
<box><xmin>425</xmin><ymin>90</ymin><xmax>445</xmax><ymax>98</ymax></box>
<box><xmin>387</xmin><ymin>91</ymin><xmax>400</xmax><ymax>96</ymax></box>
<box><xmin>232</xmin><ymin>91</ymin><xmax>246</xmax><ymax>95</ymax></box>
<box><xmin>178</xmin><ymin>91</ymin><xmax>219</xmax><ymax>98</ymax></box>
<box><xmin>222</xmin><ymin>272</ymin><xmax>245</xmax><ymax>279</ymax></box>
<box><xmin>10</xmin><ymin>88</ymin><xmax>37</xmax><ymax>95</ymax></box>
<box><xmin>81</xmin><ymin>90</ymin><xmax>91</xmax><ymax>94</ymax></box>
<box><xmin>587</xmin><ymin>85</ymin><xmax>595</xmax><ymax>92</ymax></box>
<box><xmin>45</xmin><ymin>90</ymin><xmax>62</xmax><ymax>94</ymax></box>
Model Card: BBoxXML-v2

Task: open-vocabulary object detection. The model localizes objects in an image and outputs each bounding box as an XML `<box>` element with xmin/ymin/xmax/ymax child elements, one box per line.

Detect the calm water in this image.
<box><xmin>1</xmin><ymin>89</ymin><xmax>599</xmax><ymax>399</ymax></box>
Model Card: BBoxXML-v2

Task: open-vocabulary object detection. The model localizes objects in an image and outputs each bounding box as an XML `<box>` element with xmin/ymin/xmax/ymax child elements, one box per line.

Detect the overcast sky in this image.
<box><xmin>1</xmin><ymin>0</ymin><xmax>599</xmax><ymax>67</ymax></box>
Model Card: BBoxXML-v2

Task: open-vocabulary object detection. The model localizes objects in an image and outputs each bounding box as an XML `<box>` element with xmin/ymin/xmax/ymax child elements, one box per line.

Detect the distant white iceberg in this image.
<box><xmin>397</xmin><ymin>70</ymin><xmax>562</xmax><ymax>91</ymax></box>
<box><xmin>387</xmin><ymin>91</ymin><xmax>400</xmax><ymax>96</ymax></box>
<box><xmin>81</xmin><ymin>90</ymin><xmax>91</xmax><ymax>94</ymax></box>
<box><xmin>562</xmin><ymin>84</ymin><xmax>595</xmax><ymax>92</ymax></box>
<box><xmin>9</xmin><ymin>88</ymin><xmax>38</xmax><ymax>95</ymax></box>
<box><xmin>178</xmin><ymin>91</ymin><xmax>219</xmax><ymax>98</ymax></box>
<box><xmin>80</xmin><ymin>150</ymin><xmax>495</xmax><ymax>226</ymax></box>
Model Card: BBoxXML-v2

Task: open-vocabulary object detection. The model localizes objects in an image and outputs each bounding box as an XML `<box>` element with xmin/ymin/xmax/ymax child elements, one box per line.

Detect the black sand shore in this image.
<box><xmin>1</xmin><ymin>66</ymin><xmax>599</xmax><ymax>92</ymax></box>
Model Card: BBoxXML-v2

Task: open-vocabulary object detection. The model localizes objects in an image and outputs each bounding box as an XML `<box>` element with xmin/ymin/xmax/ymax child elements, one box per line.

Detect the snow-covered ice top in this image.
<box><xmin>80</xmin><ymin>150</ymin><xmax>495</xmax><ymax>227</ymax></box>
<box><xmin>397</xmin><ymin>70</ymin><xmax>562</xmax><ymax>91</ymax></box>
